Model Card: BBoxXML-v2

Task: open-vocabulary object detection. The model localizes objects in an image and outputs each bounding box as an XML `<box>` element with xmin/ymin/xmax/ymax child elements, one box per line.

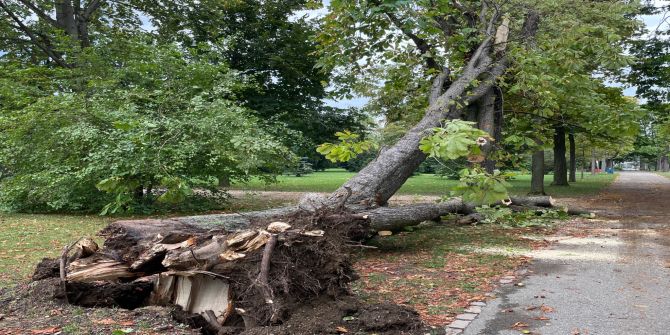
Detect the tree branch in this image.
<box><xmin>380</xmin><ymin>8</ymin><xmax>441</xmax><ymax>71</ymax></box>
<box><xmin>16</xmin><ymin>0</ymin><xmax>59</xmax><ymax>27</ymax></box>
<box><xmin>82</xmin><ymin>0</ymin><xmax>101</xmax><ymax>19</ymax></box>
<box><xmin>0</xmin><ymin>0</ymin><xmax>72</xmax><ymax>68</ymax></box>
<box><xmin>429</xmin><ymin>70</ymin><xmax>449</xmax><ymax>105</ymax></box>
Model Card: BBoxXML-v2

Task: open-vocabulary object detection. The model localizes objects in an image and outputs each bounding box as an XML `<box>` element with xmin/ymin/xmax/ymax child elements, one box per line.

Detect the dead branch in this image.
<box><xmin>257</xmin><ymin>234</ymin><xmax>278</xmax><ymax>323</ymax></box>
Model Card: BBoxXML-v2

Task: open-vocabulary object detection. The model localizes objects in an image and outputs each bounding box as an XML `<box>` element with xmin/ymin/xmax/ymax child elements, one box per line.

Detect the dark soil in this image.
<box><xmin>239</xmin><ymin>296</ymin><xmax>445</xmax><ymax>335</ymax></box>
<box><xmin>0</xmin><ymin>279</ymin><xmax>199</xmax><ymax>335</ymax></box>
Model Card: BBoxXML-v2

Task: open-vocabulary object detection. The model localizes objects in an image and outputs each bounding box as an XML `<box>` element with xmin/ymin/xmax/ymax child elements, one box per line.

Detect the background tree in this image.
<box><xmin>0</xmin><ymin>38</ymin><xmax>294</xmax><ymax>212</ymax></box>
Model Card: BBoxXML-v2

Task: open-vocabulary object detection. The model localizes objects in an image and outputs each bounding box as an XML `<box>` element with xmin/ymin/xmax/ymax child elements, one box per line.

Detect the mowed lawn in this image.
<box><xmin>0</xmin><ymin>214</ymin><xmax>110</xmax><ymax>286</ymax></box>
<box><xmin>233</xmin><ymin>168</ymin><xmax>617</xmax><ymax>198</ymax></box>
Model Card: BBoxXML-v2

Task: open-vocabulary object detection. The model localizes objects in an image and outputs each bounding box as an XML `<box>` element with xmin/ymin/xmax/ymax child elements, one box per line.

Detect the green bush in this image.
<box><xmin>0</xmin><ymin>39</ymin><xmax>293</xmax><ymax>213</ymax></box>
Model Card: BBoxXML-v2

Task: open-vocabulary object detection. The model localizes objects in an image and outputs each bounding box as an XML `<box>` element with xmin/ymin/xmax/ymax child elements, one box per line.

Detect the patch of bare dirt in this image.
<box><xmin>0</xmin><ymin>279</ymin><xmax>199</xmax><ymax>335</ymax></box>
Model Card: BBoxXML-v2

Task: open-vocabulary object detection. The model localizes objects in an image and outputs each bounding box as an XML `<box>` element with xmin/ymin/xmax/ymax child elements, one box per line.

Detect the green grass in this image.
<box><xmin>657</xmin><ymin>172</ymin><xmax>670</xmax><ymax>179</ymax></box>
<box><xmin>0</xmin><ymin>214</ymin><xmax>110</xmax><ymax>286</ymax></box>
<box><xmin>233</xmin><ymin>169</ymin><xmax>617</xmax><ymax>198</ymax></box>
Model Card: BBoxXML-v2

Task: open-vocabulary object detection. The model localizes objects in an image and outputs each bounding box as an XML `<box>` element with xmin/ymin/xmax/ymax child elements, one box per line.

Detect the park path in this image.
<box><xmin>463</xmin><ymin>172</ymin><xmax>670</xmax><ymax>335</ymax></box>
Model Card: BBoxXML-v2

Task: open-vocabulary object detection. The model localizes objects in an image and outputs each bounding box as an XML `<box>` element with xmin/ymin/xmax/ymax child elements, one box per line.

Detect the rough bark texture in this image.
<box><xmin>530</xmin><ymin>140</ymin><xmax>545</xmax><ymax>195</ymax></box>
<box><xmin>477</xmin><ymin>89</ymin><xmax>497</xmax><ymax>173</ymax></box>
<box><xmin>569</xmin><ymin>132</ymin><xmax>576</xmax><ymax>182</ymax></box>
<box><xmin>552</xmin><ymin>125</ymin><xmax>569</xmax><ymax>186</ymax></box>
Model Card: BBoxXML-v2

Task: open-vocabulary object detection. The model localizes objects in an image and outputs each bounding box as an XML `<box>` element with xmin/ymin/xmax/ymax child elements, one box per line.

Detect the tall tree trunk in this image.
<box><xmin>55</xmin><ymin>0</ymin><xmax>79</xmax><ymax>40</ymax></box>
<box><xmin>477</xmin><ymin>90</ymin><xmax>496</xmax><ymax>173</ymax></box>
<box><xmin>530</xmin><ymin>147</ymin><xmax>545</xmax><ymax>195</ymax></box>
<box><xmin>568</xmin><ymin>132</ymin><xmax>576</xmax><ymax>182</ymax></box>
<box><xmin>552</xmin><ymin>125</ymin><xmax>568</xmax><ymax>186</ymax></box>
<box><xmin>133</xmin><ymin>185</ymin><xmax>144</xmax><ymax>203</ymax></box>
<box><xmin>581</xmin><ymin>147</ymin><xmax>585</xmax><ymax>179</ymax></box>
<box><xmin>662</xmin><ymin>155</ymin><xmax>670</xmax><ymax>172</ymax></box>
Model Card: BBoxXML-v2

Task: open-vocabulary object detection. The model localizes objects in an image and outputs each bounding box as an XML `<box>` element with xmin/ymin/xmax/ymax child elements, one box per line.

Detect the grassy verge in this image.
<box><xmin>0</xmin><ymin>214</ymin><xmax>110</xmax><ymax>286</ymax></box>
<box><xmin>233</xmin><ymin>169</ymin><xmax>617</xmax><ymax>198</ymax></box>
<box><xmin>657</xmin><ymin>172</ymin><xmax>670</xmax><ymax>179</ymax></box>
<box><xmin>352</xmin><ymin>224</ymin><xmax>554</xmax><ymax>326</ymax></box>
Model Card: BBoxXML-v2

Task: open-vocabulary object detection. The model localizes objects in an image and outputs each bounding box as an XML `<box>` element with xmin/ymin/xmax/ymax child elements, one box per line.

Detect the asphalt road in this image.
<box><xmin>464</xmin><ymin>172</ymin><xmax>670</xmax><ymax>335</ymax></box>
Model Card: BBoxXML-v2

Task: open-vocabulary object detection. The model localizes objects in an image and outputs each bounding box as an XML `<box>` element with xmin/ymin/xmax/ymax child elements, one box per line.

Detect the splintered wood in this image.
<box><xmin>59</xmin><ymin>221</ymin><xmax>323</xmax><ymax>324</ymax></box>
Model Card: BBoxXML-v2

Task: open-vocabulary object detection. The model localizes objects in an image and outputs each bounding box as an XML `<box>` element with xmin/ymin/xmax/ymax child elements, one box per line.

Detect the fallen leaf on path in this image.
<box><xmin>540</xmin><ymin>305</ymin><xmax>554</xmax><ymax>313</ymax></box>
<box><xmin>336</xmin><ymin>326</ymin><xmax>348</xmax><ymax>333</ymax></box>
<box><xmin>534</xmin><ymin>316</ymin><xmax>550</xmax><ymax>321</ymax></box>
<box><xmin>93</xmin><ymin>318</ymin><xmax>117</xmax><ymax>325</ymax></box>
<box><xmin>30</xmin><ymin>327</ymin><xmax>60</xmax><ymax>335</ymax></box>
<box><xmin>511</xmin><ymin>322</ymin><xmax>529</xmax><ymax>329</ymax></box>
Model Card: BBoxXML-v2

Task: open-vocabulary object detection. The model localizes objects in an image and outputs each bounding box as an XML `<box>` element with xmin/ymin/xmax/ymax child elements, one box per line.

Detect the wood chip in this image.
<box><xmin>302</xmin><ymin>230</ymin><xmax>325</xmax><ymax>237</ymax></box>
<box><xmin>220</xmin><ymin>250</ymin><xmax>246</xmax><ymax>261</ymax></box>
<box><xmin>226</xmin><ymin>230</ymin><xmax>259</xmax><ymax>249</ymax></box>
<box><xmin>267</xmin><ymin>221</ymin><xmax>291</xmax><ymax>233</ymax></box>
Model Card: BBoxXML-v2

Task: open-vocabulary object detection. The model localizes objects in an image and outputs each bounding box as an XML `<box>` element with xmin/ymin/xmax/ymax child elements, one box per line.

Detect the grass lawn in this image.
<box><xmin>658</xmin><ymin>172</ymin><xmax>670</xmax><ymax>179</ymax></box>
<box><xmin>233</xmin><ymin>169</ymin><xmax>617</xmax><ymax>198</ymax></box>
<box><xmin>0</xmin><ymin>214</ymin><xmax>110</xmax><ymax>286</ymax></box>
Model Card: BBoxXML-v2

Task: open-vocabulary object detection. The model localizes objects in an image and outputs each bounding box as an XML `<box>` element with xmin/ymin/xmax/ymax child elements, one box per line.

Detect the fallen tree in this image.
<box><xmin>30</xmin><ymin>194</ymin><xmax>573</xmax><ymax>332</ymax></box>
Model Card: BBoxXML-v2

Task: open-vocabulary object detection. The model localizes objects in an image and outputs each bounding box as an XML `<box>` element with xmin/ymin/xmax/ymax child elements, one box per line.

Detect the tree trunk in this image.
<box><xmin>581</xmin><ymin>147</ymin><xmax>585</xmax><ymax>180</ymax></box>
<box><xmin>530</xmin><ymin>140</ymin><xmax>545</xmax><ymax>195</ymax></box>
<box><xmin>133</xmin><ymin>185</ymin><xmax>144</xmax><ymax>203</ymax></box>
<box><xmin>55</xmin><ymin>0</ymin><xmax>79</xmax><ymax>40</ymax></box>
<box><xmin>552</xmin><ymin>125</ymin><xmax>568</xmax><ymax>186</ymax></box>
<box><xmin>568</xmin><ymin>132</ymin><xmax>576</xmax><ymax>182</ymax></box>
<box><xmin>477</xmin><ymin>89</ymin><xmax>497</xmax><ymax>173</ymax></box>
<box><xmin>662</xmin><ymin>155</ymin><xmax>670</xmax><ymax>172</ymax></box>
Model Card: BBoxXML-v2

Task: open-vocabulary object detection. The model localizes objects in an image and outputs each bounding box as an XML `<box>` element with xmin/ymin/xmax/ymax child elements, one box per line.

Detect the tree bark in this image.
<box><xmin>552</xmin><ymin>125</ymin><xmax>568</xmax><ymax>186</ymax></box>
<box><xmin>477</xmin><ymin>89</ymin><xmax>497</xmax><ymax>173</ymax></box>
<box><xmin>55</xmin><ymin>0</ymin><xmax>79</xmax><ymax>40</ymax></box>
<box><xmin>568</xmin><ymin>132</ymin><xmax>576</xmax><ymax>182</ymax></box>
<box><xmin>530</xmin><ymin>147</ymin><xmax>545</xmax><ymax>195</ymax></box>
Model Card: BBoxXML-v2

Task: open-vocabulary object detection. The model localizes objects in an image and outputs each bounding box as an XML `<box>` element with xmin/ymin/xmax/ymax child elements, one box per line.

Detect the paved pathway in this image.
<box><xmin>463</xmin><ymin>172</ymin><xmax>670</xmax><ymax>335</ymax></box>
